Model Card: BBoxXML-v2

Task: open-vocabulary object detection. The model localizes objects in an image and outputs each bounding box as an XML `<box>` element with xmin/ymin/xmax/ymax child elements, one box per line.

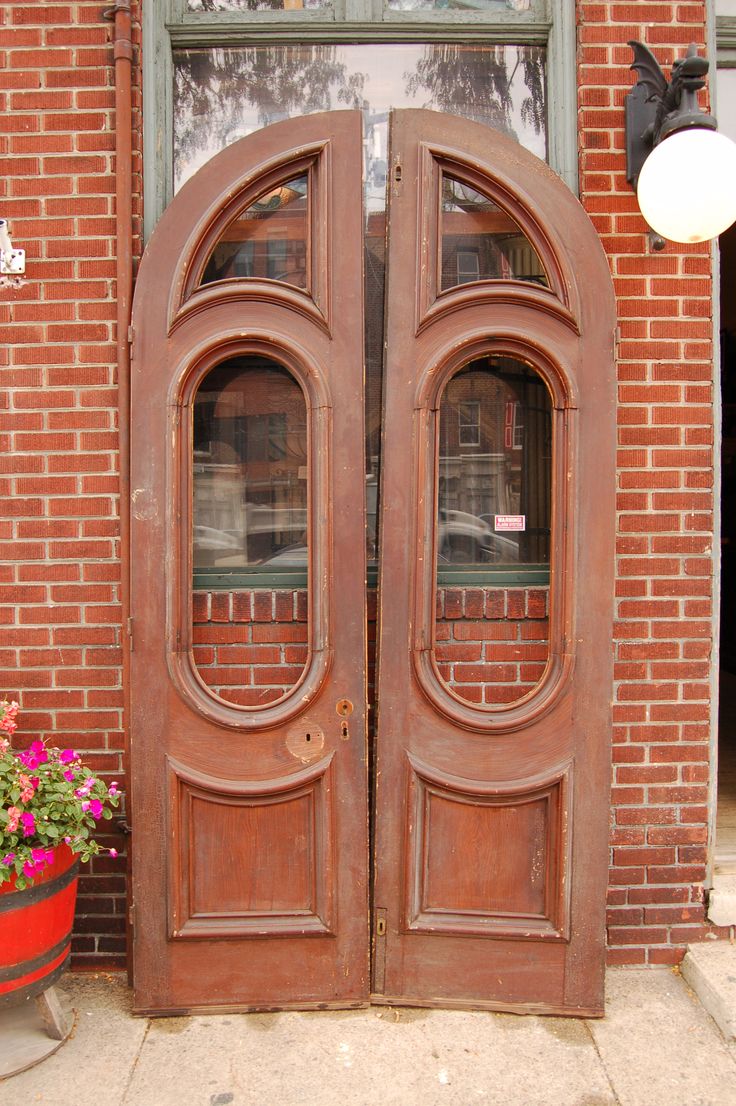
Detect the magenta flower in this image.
<box><xmin>2</xmin><ymin>852</ymin><xmax>15</xmax><ymax>865</ymax></box>
<box><xmin>19</xmin><ymin>741</ymin><xmax>48</xmax><ymax>770</ymax></box>
<box><xmin>59</xmin><ymin>749</ymin><xmax>76</xmax><ymax>763</ymax></box>
<box><xmin>63</xmin><ymin>769</ymin><xmax>75</xmax><ymax>782</ymax></box>
<box><xmin>109</xmin><ymin>848</ymin><xmax>118</xmax><ymax>858</ymax></box>
<box><xmin>88</xmin><ymin>799</ymin><xmax>103</xmax><ymax>819</ymax></box>
<box><xmin>20</xmin><ymin>811</ymin><xmax>35</xmax><ymax>836</ymax></box>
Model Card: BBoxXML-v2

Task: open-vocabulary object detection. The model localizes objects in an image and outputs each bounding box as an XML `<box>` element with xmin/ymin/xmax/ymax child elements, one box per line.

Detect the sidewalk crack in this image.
<box><xmin>119</xmin><ymin>1018</ymin><xmax>152</xmax><ymax>1105</ymax></box>
<box><xmin>583</xmin><ymin>1018</ymin><xmax>622</xmax><ymax>1106</ymax></box>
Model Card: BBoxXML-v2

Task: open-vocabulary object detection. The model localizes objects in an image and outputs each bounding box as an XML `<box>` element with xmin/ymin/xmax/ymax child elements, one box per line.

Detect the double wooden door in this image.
<box><xmin>130</xmin><ymin>110</ymin><xmax>616</xmax><ymax>1016</ymax></box>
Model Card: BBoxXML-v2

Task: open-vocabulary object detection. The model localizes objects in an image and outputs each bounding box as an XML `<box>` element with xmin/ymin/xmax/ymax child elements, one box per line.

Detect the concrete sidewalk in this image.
<box><xmin>2</xmin><ymin>967</ymin><xmax>736</xmax><ymax>1106</ymax></box>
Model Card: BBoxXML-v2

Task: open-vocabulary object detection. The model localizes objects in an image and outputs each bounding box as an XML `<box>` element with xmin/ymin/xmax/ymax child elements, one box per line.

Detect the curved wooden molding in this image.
<box><xmin>171</xmin><ymin>141</ymin><xmax>333</xmax><ymax>330</ymax></box>
<box><xmin>165</xmin><ymin>331</ymin><xmax>334</xmax><ymax>731</ymax></box>
<box><xmin>172</xmin><ymin>278</ymin><xmax>331</xmax><ymax>337</ymax></box>
<box><xmin>418</xmin><ymin>282</ymin><xmax>580</xmax><ymax>338</ymax></box>
<box><xmin>415</xmin><ymin>141</ymin><xmax>577</xmax><ymax>329</ymax></box>
<box><xmin>410</xmin><ymin>335</ymin><xmax>575</xmax><ymax>733</ymax></box>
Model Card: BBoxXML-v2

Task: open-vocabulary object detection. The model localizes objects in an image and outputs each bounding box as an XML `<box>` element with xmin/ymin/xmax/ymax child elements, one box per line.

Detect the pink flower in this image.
<box><xmin>2</xmin><ymin>852</ymin><xmax>15</xmax><ymax>865</ymax></box>
<box><xmin>18</xmin><ymin>773</ymin><xmax>35</xmax><ymax>803</ymax></box>
<box><xmin>109</xmin><ymin>848</ymin><xmax>118</xmax><ymax>858</ymax></box>
<box><xmin>21</xmin><ymin>847</ymin><xmax>54</xmax><ymax>880</ymax></box>
<box><xmin>88</xmin><ymin>799</ymin><xmax>103</xmax><ymax>819</ymax></box>
<box><xmin>20</xmin><ymin>811</ymin><xmax>35</xmax><ymax>836</ymax></box>
<box><xmin>59</xmin><ymin>749</ymin><xmax>75</xmax><ymax>763</ymax></box>
<box><xmin>63</xmin><ymin>769</ymin><xmax>75</xmax><ymax>782</ymax></box>
<box><xmin>19</xmin><ymin>741</ymin><xmax>48</xmax><ymax>770</ymax></box>
<box><xmin>0</xmin><ymin>702</ymin><xmax>18</xmax><ymax>735</ymax></box>
<box><xmin>108</xmin><ymin>782</ymin><xmax>119</xmax><ymax>795</ymax></box>
<box><xmin>7</xmin><ymin>807</ymin><xmax>20</xmax><ymax>833</ymax></box>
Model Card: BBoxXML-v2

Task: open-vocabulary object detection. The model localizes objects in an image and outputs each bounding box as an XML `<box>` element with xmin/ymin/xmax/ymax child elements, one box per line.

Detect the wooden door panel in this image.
<box><xmin>130</xmin><ymin>113</ymin><xmax>368</xmax><ymax>1014</ymax></box>
<box><xmin>373</xmin><ymin>110</ymin><xmax>616</xmax><ymax>1015</ymax></box>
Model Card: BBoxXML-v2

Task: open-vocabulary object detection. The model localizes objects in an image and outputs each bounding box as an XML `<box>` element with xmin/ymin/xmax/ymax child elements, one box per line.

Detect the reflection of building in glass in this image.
<box><xmin>438</xmin><ymin>357</ymin><xmax>551</xmax><ymax>564</ymax></box>
<box><xmin>441</xmin><ymin>177</ymin><xmax>548</xmax><ymax>288</ymax></box>
<box><xmin>201</xmin><ymin>176</ymin><xmax>308</xmax><ymax>287</ymax></box>
<box><xmin>193</xmin><ymin>357</ymin><xmax>308</xmax><ymax>568</ymax></box>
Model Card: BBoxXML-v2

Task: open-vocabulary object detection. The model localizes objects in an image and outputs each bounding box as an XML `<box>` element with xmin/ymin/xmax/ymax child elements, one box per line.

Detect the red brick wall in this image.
<box><xmin>1</xmin><ymin>0</ymin><xmax>729</xmax><ymax>970</ymax></box>
<box><xmin>577</xmin><ymin>0</ymin><xmax>731</xmax><ymax>962</ymax></box>
<box><xmin>0</xmin><ymin>1</ymin><xmax>142</xmax><ymax>966</ymax></box>
<box><xmin>436</xmin><ymin>586</ymin><xmax>549</xmax><ymax>705</ymax></box>
<box><xmin>193</xmin><ymin>590</ymin><xmax>309</xmax><ymax>706</ymax></box>
<box><xmin>193</xmin><ymin>586</ymin><xmax>549</xmax><ymax>709</ymax></box>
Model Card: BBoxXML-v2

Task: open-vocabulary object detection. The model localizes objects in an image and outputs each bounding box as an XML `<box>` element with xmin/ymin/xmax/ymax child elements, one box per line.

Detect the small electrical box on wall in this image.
<box><xmin>0</xmin><ymin>219</ymin><xmax>26</xmax><ymax>287</ymax></box>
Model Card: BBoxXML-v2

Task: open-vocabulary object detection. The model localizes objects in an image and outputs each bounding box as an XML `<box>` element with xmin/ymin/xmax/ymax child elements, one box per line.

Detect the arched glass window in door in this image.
<box><xmin>435</xmin><ymin>355</ymin><xmax>552</xmax><ymax>706</ymax></box>
<box><xmin>199</xmin><ymin>175</ymin><xmax>308</xmax><ymax>288</ymax></box>
<box><xmin>192</xmin><ymin>355</ymin><xmax>309</xmax><ymax>706</ymax></box>
<box><xmin>440</xmin><ymin>176</ymin><xmax>549</xmax><ymax>290</ymax></box>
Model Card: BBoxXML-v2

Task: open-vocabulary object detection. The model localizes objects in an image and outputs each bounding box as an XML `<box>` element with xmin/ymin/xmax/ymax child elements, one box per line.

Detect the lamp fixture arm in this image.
<box><xmin>625</xmin><ymin>41</ymin><xmax>716</xmax><ymax>187</ymax></box>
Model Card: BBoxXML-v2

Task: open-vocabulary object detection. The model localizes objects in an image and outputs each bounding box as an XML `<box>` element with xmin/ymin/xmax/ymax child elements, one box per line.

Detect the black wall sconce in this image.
<box><xmin>626</xmin><ymin>41</ymin><xmax>736</xmax><ymax>244</ymax></box>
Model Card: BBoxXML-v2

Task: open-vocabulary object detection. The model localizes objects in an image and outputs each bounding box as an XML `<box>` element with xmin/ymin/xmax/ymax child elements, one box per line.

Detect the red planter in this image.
<box><xmin>0</xmin><ymin>845</ymin><xmax>80</xmax><ymax>1005</ymax></box>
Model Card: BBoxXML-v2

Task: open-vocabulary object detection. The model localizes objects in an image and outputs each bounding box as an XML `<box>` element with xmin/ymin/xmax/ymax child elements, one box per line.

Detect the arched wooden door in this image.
<box><xmin>129</xmin><ymin>108</ymin><xmax>616</xmax><ymax>1016</ymax></box>
<box><xmin>372</xmin><ymin>111</ymin><xmax>616</xmax><ymax>1015</ymax></box>
<box><xmin>129</xmin><ymin>113</ymin><xmax>369</xmax><ymax>1014</ymax></box>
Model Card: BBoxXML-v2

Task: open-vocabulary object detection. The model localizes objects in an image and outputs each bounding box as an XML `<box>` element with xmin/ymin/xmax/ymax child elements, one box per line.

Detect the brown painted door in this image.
<box><xmin>372</xmin><ymin>111</ymin><xmax>616</xmax><ymax>1014</ymax></box>
<box><xmin>130</xmin><ymin>108</ymin><xmax>615</xmax><ymax>1015</ymax></box>
<box><xmin>129</xmin><ymin>113</ymin><xmax>369</xmax><ymax>1014</ymax></box>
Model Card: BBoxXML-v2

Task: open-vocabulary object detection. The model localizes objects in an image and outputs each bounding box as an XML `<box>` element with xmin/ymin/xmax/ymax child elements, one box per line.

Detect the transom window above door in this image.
<box><xmin>173</xmin><ymin>44</ymin><xmax>547</xmax><ymax>193</ymax></box>
<box><xmin>145</xmin><ymin>1</ymin><xmax>575</xmax><ymax>234</ymax></box>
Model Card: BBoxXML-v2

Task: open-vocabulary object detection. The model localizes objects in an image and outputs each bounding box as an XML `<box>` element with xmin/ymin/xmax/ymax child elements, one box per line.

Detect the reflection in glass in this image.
<box><xmin>193</xmin><ymin>357</ymin><xmax>308</xmax><ymax>571</ymax></box>
<box><xmin>188</xmin><ymin>0</ymin><xmax>324</xmax><ymax>8</ymax></box>
<box><xmin>201</xmin><ymin>175</ymin><xmax>308</xmax><ymax>288</ymax></box>
<box><xmin>437</xmin><ymin>357</ymin><xmax>551</xmax><ymax>566</ymax></box>
<box><xmin>441</xmin><ymin>176</ymin><xmax>548</xmax><ymax>289</ymax></box>
<box><xmin>173</xmin><ymin>45</ymin><xmax>546</xmax><ymax>192</ymax></box>
<box><xmin>174</xmin><ymin>43</ymin><xmax>547</xmax><ymax>568</ymax></box>
<box><xmin>387</xmin><ymin>0</ymin><xmax>532</xmax><ymax>9</ymax></box>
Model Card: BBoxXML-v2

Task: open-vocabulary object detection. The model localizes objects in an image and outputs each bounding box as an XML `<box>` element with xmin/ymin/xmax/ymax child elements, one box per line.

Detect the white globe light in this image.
<box><xmin>636</xmin><ymin>127</ymin><xmax>736</xmax><ymax>243</ymax></box>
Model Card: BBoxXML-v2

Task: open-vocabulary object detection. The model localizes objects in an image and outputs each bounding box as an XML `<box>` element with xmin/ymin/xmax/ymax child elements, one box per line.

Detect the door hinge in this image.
<box><xmin>127</xmin><ymin>616</ymin><xmax>134</xmax><ymax>651</ymax></box>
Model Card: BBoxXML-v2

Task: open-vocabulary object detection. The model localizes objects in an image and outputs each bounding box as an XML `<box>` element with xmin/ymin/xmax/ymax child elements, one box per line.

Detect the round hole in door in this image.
<box><xmin>191</xmin><ymin>354</ymin><xmax>309</xmax><ymax>707</ymax></box>
<box><xmin>434</xmin><ymin>354</ymin><xmax>552</xmax><ymax>707</ymax></box>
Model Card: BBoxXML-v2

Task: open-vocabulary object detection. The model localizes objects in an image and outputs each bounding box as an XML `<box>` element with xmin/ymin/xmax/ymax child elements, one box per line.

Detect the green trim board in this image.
<box><xmin>193</xmin><ymin>564</ymin><xmax>551</xmax><ymax>590</ymax></box>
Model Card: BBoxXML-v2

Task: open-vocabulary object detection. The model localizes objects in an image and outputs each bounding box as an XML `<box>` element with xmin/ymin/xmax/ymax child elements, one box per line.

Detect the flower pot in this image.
<box><xmin>0</xmin><ymin>844</ymin><xmax>80</xmax><ymax>1006</ymax></box>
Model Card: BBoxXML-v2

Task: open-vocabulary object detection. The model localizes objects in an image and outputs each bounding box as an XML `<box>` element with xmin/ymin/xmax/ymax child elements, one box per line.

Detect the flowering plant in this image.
<box><xmin>0</xmin><ymin>700</ymin><xmax>120</xmax><ymax>890</ymax></box>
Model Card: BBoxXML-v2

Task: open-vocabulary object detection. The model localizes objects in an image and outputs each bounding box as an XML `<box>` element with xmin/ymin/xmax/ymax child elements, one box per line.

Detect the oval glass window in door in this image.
<box><xmin>192</xmin><ymin>355</ymin><xmax>309</xmax><ymax>707</ymax></box>
<box><xmin>434</xmin><ymin>355</ymin><xmax>552</xmax><ymax>706</ymax></box>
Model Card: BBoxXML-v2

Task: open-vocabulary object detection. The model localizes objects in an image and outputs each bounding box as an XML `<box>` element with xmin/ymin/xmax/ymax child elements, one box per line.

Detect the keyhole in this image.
<box><xmin>394</xmin><ymin>163</ymin><xmax>402</xmax><ymax>182</ymax></box>
<box><xmin>340</xmin><ymin>720</ymin><xmax>349</xmax><ymax>740</ymax></box>
<box><xmin>305</xmin><ymin>732</ymin><xmax>311</xmax><ymax>742</ymax></box>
